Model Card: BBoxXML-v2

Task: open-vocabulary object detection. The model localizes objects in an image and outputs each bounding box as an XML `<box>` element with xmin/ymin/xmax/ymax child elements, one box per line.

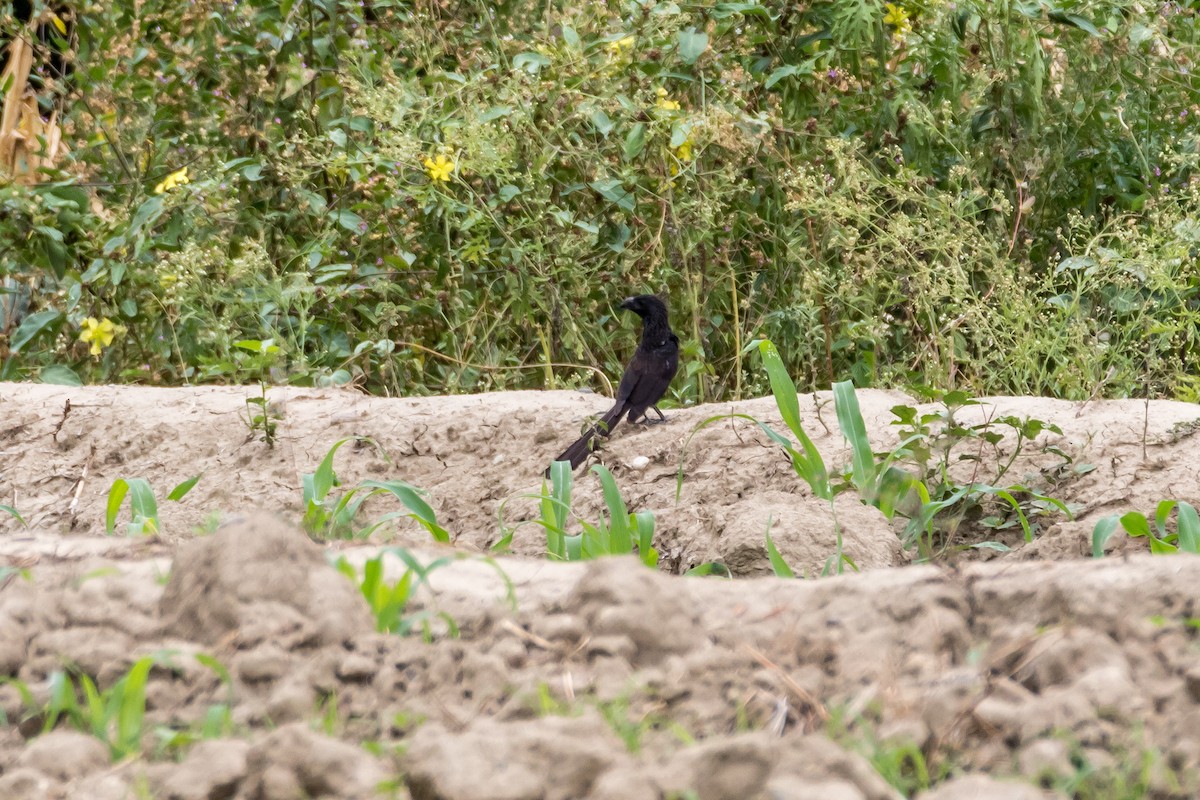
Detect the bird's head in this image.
<box><xmin>619</xmin><ymin>294</ymin><xmax>667</xmax><ymax>319</ymax></box>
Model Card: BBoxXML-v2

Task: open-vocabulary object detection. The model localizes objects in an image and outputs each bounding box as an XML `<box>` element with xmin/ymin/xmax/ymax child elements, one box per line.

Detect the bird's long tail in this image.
<box><xmin>547</xmin><ymin>404</ymin><xmax>624</xmax><ymax>474</ymax></box>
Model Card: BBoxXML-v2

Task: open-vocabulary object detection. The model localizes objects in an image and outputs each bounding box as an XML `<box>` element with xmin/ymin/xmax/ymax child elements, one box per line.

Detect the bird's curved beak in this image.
<box><xmin>619</xmin><ymin>297</ymin><xmax>636</xmax><ymax>310</ymax></box>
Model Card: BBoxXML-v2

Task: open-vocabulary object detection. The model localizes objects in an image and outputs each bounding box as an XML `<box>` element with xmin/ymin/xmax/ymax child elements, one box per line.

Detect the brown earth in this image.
<box><xmin>1</xmin><ymin>382</ymin><xmax>1200</xmax><ymax>799</ymax></box>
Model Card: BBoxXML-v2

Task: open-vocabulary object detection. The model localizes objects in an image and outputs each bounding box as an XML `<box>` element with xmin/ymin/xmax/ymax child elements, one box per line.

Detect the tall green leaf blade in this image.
<box><xmin>1091</xmin><ymin>515</ymin><xmax>1120</xmax><ymax>558</ymax></box>
<box><xmin>125</xmin><ymin>478</ymin><xmax>159</xmax><ymax>534</ymax></box>
<box><xmin>765</xmin><ymin>530</ymin><xmax>795</xmax><ymax>578</ymax></box>
<box><xmin>833</xmin><ymin>380</ymin><xmax>876</xmax><ymax>497</ymax></box>
<box><xmin>633</xmin><ymin>510</ymin><xmax>658</xmax><ymax>567</ymax></box>
<box><xmin>1176</xmin><ymin>502</ymin><xmax>1200</xmax><ymax>553</ymax></box>
<box><xmin>105</xmin><ymin>479</ymin><xmax>130</xmax><ymax>535</ymax></box>
<box><xmin>757</xmin><ymin>340</ymin><xmax>830</xmax><ymax>498</ymax></box>
<box><xmin>359</xmin><ymin>480</ymin><xmax>450</xmax><ymax>543</ymax></box>
<box><xmin>593</xmin><ymin>465</ymin><xmax>631</xmax><ymax>554</ymax></box>
<box><xmin>115</xmin><ymin>657</ymin><xmax>155</xmax><ymax>757</ymax></box>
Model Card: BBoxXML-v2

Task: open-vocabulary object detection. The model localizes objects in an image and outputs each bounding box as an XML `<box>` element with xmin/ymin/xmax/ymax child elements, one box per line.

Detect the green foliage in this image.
<box><xmin>503</xmin><ymin>462</ymin><xmax>658</xmax><ymax>564</ymax></box>
<box><xmin>764</xmin><ymin>529</ymin><xmax>796</xmax><ymax>579</ymax></box>
<box><xmin>535</xmin><ymin>463</ymin><xmax>659</xmax><ymax>565</ymax></box>
<box><xmin>105</xmin><ymin>475</ymin><xmax>200</xmax><ymax>536</ymax></box>
<box><xmin>302</xmin><ymin>438</ymin><xmax>450</xmax><ymax>541</ymax></box>
<box><xmin>43</xmin><ymin>656</ymin><xmax>156</xmax><ymax>760</ymax></box>
<box><xmin>3</xmin><ymin>0</ymin><xmax>1198</xmax><ymax>404</ymax></box>
<box><xmin>334</xmin><ymin>550</ymin><xmax>457</xmax><ymax>637</ymax></box>
<box><xmin>1092</xmin><ymin>500</ymin><xmax>1200</xmax><ymax>557</ymax></box>
<box><xmin>688</xmin><ymin>339</ymin><xmax>1072</xmax><ymax>562</ymax></box>
<box><xmin>5</xmin><ymin>652</ymin><xmax>234</xmax><ymax>760</ymax></box>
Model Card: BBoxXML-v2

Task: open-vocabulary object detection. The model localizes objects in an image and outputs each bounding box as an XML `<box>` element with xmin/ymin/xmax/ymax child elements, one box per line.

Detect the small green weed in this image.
<box><xmin>334</xmin><ymin>549</ymin><xmax>459</xmax><ymax>637</ymax></box>
<box><xmin>105</xmin><ymin>475</ymin><xmax>201</xmax><ymax>536</ymax></box>
<box><xmin>4</xmin><ymin>651</ymin><xmax>234</xmax><ymax>760</ymax></box>
<box><xmin>45</xmin><ymin>656</ymin><xmax>159</xmax><ymax>759</ymax></box>
<box><xmin>302</xmin><ymin>438</ymin><xmax>450</xmax><ymax>541</ymax></box>
<box><xmin>242</xmin><ymin>381</ymin><xmax>281</xmax><ymax>448</ymax></box>
<box><xmin>151</xmin><ymin>653</ymin><xmax>236</xmax><ymax>756</ymax></box>
<box><xmin>1051</xmin><ymin>732</ymin><xmax>1198</xmax><ymax>800</ymax></box>
<box><xmin>826</xmin><ymin>707</ymin><xmax>945</xmax><ymax>796</ymax></box>
<box><xmin>1092</xmin><ymin>500</ymin><xmax>1200</xmax><ymax>557</ymax></box>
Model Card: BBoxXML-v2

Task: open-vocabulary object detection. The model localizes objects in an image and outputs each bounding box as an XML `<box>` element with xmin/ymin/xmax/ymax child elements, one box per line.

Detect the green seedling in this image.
<box><xmin>44</xmin><ymin>656</ymin><xmax>156</xmax><ymax>759</ymax></box>
<box><xmin>243</xmin><ymin>381</ymin><xmax>281</xmax><ymax>448</ymax></box>
<box><xmin>535</xmin><ymin>463</ymin><xmax>658</xmax><ymax>565</ymax></box>
<box><xmin>497</xmin><ymin>460</ymin><xmax>658</xmax><ymax>564</ymax></box>
<box><xmin>28</xmin><ymin>651</ymin><xmax>233</xmax><ymax>760</ymax></box>
<box><xmin>303</xmin><ymin>438</ymin><xmax>450</xmax><ymax>541</ymax></box>
<box><xmin>105</xmin><ymin>475</ymin><xmax>200</xmax><ymax>536</ymax></box>
<box><xmin>1</xmin><ymin>503</ymin><xmax>24</xmax><ymax>524</ymax></box>
<box><xmin>335</xmin><ymin>549</ymin><xmax>463</xmax><ymax>638</ymax></box>
<box><xmin>1092</xmin><ymin>500</ymin><xmax>1200</xmax><ymax>557</ymax></box>
<box><xmin>152</xmin><ymin>653</ymin><xmax>236</xmax><ymax>755</ymax></box>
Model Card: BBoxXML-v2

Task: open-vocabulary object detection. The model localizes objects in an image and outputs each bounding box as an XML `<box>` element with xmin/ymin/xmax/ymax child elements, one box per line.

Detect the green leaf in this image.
<box><xmin>593</xmin><ymin>465</ymin><xmax>632</xmax><ymax>555</ymax></box>
<box><xmin>0</xmin><ymin>504</ymin><xmax>25</xmax><ymax>525</ymax></box>
<box><xmin>833</xmin><ymin>380</ymin><xmax>877</xmax><ymax>499</ymax></box>
<box><xmin>1091</xmin><ymin>515</ymin><xmax>1120</xmax><ymax>558</ymax></box>
<box><xmin>765</xmin><ymin>529</ymin><xmax>795</xmax><ymax>578</ymax></box>
<box><xmin>115</xmin><ymin>657</ymin><xmax>155</xmax><ymax>758</ymax></box>
<box><xmin>685</xmin><ymin>562</ymin><xmax>731</xmax><ymax>577</ymax></box>
<box><xmin>757</xmin><ymin>340</ymin><xmax>831</xmax><ymax>498</ymax></box>
<box><xmin>167</xmin><ymin>475</ymin><xmax>202</xmax><ymax>502</ymax></box>
<box><xmin>590</xmin><ymin>179</ymin><xmax>636</xmax><ymax>212</ymax></box>
<box><xmin>590</xmin><ymin>109</ymin><xmax>614</xmax><ymax>136</ymax></box>
<box><xmin>623</xmin><ymin>123</ymin><xmax>646</xmax><ymax>161</ymax></box>
<box><xmin>359</xmin><ymin>480</ymin><xmax>451</xmax><ymax>543</ymax></box>
<box><xmin>10</xmin><ymin>310</ymin><xmax>63</xmax><ymax>353</ymax></box>
<box><xmin>105</xmin><ymin>479</ymin><xmax>130</xmax><ymax>535</ymax></box>
<box><xmin>513</xmin><ymin>52</ymin><xmax>551</xmax><ymax>73</ymax></box>
<box><xmin>676</xmin><ymin>29</ymin><xmax>708</xmax><ymax>65</ymax></box>
<box><xmin>1047</xmin><ymin>10</ymin><xmax>1102</xmax><ymax>37</ymax></box>
<box><xmin>129</xmin><ymin>195</ymin><xmax>165</xmax><ymax>235</ymax></box>
<box><xmin>125</xmin><ymin>478</ymin><xmax>159</xmax><ymax>535</ymax></box>
<box><xmin>765</xmin><ymin>61</ymin><xmax>813</xmax><ymax>89</ymax></box>
<box><xmin>39</xmin><ymin>364</ymin><xmax>81</xmax><ymax>386</ymax></box>
<box><xmin>335</xmin><ymin>209</ymin><xmax>364</xmax><ymax>232</ymax></box>
<box><xmin>1176</xmin><ymin>502</ymin><xmax>1200</xmax><ymax>554</ymax></box>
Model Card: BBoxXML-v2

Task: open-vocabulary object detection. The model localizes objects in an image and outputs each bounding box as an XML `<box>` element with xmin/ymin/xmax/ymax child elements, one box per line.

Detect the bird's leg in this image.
<box><xmin>644</xmin><ymin>405</ymin><xmax>669</xmax><ymax>424</ymax></box>
<box><xmin>631</xmin><ymin>407</ymin><xmax>669</xmax><ymax>426</ymax></box>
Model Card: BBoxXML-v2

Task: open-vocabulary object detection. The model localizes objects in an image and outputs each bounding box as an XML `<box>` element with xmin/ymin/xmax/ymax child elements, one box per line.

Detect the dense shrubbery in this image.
<box><xmin>1</xmin><ymin>0</ymin><xmax>1198</xmax><ymax>401</ymax></box>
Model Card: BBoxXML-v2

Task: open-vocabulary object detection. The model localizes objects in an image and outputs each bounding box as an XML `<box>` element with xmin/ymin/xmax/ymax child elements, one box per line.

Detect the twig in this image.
<box><xmin>67</xmin><ymin>445</ymin><xmax>94</xmax><ymax>521</ymax></box>
<box><xmin>742</xmin><ymin>643</ymin><xmax>830</xmax><ymax>724</ymax></box>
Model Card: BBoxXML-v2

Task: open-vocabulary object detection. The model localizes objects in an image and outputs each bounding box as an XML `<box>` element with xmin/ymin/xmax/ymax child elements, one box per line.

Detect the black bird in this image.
<box><xmin>549</xmin><ymin>295</ymin><xmax>680</xmax><ymax>473</ymax></box>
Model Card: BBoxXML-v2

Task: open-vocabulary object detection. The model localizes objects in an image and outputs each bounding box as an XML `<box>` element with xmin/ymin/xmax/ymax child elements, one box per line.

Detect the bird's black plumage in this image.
<box><xmin>548</xmin><ymin>295</ymin><xmax>680</xmax><ymax>473</ymax></box>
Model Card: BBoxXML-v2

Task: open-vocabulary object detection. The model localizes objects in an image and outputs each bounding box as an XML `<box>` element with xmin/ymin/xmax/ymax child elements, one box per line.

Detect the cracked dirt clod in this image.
<box><xmin>159</xmin><ymin>513</ymin><xmax>374</xmax><ymax>648</ymax></box>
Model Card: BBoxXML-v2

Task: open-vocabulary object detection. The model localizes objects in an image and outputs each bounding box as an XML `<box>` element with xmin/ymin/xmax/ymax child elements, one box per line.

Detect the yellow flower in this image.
<box><xmin>154</xmin><ymin>166</ymin><xmax>190</xmax><ymax>194</ymax></box>
<box><xmin>606</xmin><ymin>36</ymin><xmax>634</xmax><ymax>54</ymax></box>
<box><xmin>676</xmin><ymin>140</ymin><xmax>693</xmax><ymax>161</ymax></box>
<box><xmin>655</xmin><ymin>88</ymin><xmax>680</xmax><ymax>111</ymax></box>
<box><xmin>883</xmin><ymin>3</ymin><xmax>912</xmax><ymax>38</ymax></box>
<box><xmin>79</xmin><ymin>317</ymin><xmax>116</xmax><ymax>356</ymax></box>
<box><xmin>423</xmin><ymin>154</ymin><xmax>455</xmax><ymax>182</ymax></box>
